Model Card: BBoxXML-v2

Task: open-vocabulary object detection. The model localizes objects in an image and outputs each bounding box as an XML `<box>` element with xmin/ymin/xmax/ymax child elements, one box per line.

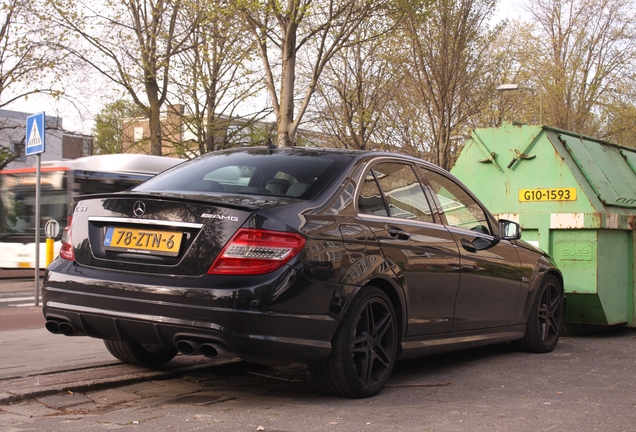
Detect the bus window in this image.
<box><xmin>0</xmin><ymin>154</ymin><xmax>181</xmax><ymax>269</ymax></box>
<box><xmin>0</xmin><ymin>170</ymin><xmax>69</xmax><ymax>239</ymax></box>
<box><xmin>73</xmin><ymin>171</ymin><xmax>151</xmax><ymax>195</ymax></box>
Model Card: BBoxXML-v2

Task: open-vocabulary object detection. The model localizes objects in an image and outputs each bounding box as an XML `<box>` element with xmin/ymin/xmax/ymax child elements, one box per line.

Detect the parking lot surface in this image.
<box><xmin>1</xmin><ymin>326</ymin><xmax>636</xmax><ymax>431</ymax></box>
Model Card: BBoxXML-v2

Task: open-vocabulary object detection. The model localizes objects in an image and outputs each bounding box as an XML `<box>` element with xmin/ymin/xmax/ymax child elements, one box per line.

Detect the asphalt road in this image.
<box><xmin>2</xmin><ymin>328</ymin><xmax>636</xmax><ymax>431</ymax></box>
<box><xmin>2</xmin><ymin>277</ymin><xmax>636</xmax><ymax>431</ymax></box>
<box><xmin>0</xmin><ymin>278</ymin><xmax>44</xmax><ymax>332</ymax></box>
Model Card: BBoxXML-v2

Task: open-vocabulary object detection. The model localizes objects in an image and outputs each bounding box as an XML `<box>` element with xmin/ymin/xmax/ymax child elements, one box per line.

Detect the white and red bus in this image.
<box><xmin>0</xmin><ymin>154</ymin><xmax>182</xmax><ymax>269</ymax></box>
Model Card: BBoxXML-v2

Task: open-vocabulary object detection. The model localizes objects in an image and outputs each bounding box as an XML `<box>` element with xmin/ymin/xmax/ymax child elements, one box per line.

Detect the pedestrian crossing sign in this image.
<box><xmin>26</xmin><ymin>112</ymin><xmax>46</xmax><ymax>155</ymax></box>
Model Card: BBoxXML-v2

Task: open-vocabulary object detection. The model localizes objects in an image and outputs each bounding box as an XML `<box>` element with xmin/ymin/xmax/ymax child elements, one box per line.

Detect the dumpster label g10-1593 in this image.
<box><xmin>518</xmin><ymin>188</ymin><xmax>577</xmax><ymax>202</ymax></box>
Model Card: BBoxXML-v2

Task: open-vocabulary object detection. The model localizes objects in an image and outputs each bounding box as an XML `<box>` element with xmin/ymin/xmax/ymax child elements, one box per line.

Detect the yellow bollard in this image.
<box><xmin>46</xmin><ymin>238</ymin><xmax>55</xmax><ymax>267</ymax></box>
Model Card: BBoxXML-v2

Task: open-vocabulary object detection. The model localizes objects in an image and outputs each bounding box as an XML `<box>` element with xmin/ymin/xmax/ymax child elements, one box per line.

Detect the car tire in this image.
<box><xmin>103</xmin><ymin>340</ymin><xmax>178</xmax><ymax>368</ymax></box>
<box><xmin>513</xmin><ymin>275</ymin><xmax>564</xmax><ymax>353</ymax></box>
<box><xmin>310</xmin><ymin>286</ymin><xmax>398</xmax><ymax>398</ymax></box>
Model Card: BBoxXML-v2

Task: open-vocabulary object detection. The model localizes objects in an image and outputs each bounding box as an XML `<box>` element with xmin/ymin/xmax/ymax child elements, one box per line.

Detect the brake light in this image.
<box><xmin>59</xmin><ymin>216</ymin><xmax>74</xmax><ymax>261</ymax></box>
<box><xmin>207</xmin><ymin>228</ymin><xmax>306</xmax><ymax>275</ymax></box>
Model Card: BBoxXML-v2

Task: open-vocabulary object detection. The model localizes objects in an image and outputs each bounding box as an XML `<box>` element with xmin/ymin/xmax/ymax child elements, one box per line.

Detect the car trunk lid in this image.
<box><xmin>70</xmin><ymin>192</ymin><xmax>291</xmax><ymax>276</ymax></box>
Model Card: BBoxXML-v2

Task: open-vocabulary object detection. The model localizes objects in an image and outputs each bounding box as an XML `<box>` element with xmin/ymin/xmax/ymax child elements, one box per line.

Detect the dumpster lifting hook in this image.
<box><xmin>507</xmin><ymin>150</ymin><xmax>536</xmax><ymax>169</ymax></box>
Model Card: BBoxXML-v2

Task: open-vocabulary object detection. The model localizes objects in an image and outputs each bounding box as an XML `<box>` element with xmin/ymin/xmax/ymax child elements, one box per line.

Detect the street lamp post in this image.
<box><xmin>496</xmin><ymin>83</ymin><xmax>543</xmax><ymax>125</ymax></box>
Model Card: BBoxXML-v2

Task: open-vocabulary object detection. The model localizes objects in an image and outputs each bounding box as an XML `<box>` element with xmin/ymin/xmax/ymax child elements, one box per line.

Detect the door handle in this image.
<box><xmin>388</xmin><ymin>228</ymin><xmax>410</xmax><ymax>240</ymax></box>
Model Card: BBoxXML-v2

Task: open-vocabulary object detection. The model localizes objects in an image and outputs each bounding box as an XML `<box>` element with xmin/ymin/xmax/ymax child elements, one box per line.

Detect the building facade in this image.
<box><xmin>121</xmin><ymin>104</ymin><xmax>184</xmax><ymax>157</ymax></box>
<box><xmin>0</xmin><ymin>109</ymin><xmax>93</xmax><ymax>170</ymax></box>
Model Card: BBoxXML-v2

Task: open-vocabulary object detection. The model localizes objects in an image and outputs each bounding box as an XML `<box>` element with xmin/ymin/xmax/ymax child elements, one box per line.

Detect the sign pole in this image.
<box><xmin>26</xmin><ymin>112</ymin><xmax>46</xmax><ymax>307</ymax></box>
<box><xmin>35</xmin><ymin>153</ymin><xmax>41</xmax><ymax>306</ymax></box>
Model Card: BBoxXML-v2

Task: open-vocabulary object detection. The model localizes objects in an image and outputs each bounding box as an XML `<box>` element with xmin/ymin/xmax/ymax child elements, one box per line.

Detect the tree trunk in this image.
<box><xmin>146</xmin><ymin>79</ymin><xmax>163</xmax><ymax>156</ymax></box>
<box><xmin>277</xmin><ymin>20</ymin><xmax>298</xmax><ymax>147</ymax></box>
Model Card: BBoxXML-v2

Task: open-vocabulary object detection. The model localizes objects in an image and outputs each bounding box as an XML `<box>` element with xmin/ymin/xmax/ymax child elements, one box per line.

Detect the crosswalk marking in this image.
<box><xmin>0</xmin><ymin>296</ymin><xmax>35</xmax><ymax>303</ymax></box>
<box><xmin>27</xmin><ymin>120</ymin><xmax>42</xmax><ymax>147</ymax></box>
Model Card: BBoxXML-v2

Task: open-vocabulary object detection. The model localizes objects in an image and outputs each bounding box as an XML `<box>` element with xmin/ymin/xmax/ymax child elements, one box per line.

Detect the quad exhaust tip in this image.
<box><xmin>176</xmin><ymin>339</ymin><xmax>230</xmax><ymax>358</ymax></box>
<box><xmin>45</xmin><ymin>320</ymin><xmax>60</xmax><ymax>334</ymax></box>
<box><xmin>176</xmin><ymin>340</ymin><xmax>201</xmax><ymax>355</ymax></box>
<box><xmin>45</xmin><ymin>320</ymin><xmax>75</xmax><ymax>336</ymax></box>
<box><xmin>44</xmin><ymin>326</ymin><xmax>232</xmax><ymax>357</ymax></box>
<box><xmin>58</xmin><ymin>322</ymin><xmax>75</xmax><ymax>336</ymax></box>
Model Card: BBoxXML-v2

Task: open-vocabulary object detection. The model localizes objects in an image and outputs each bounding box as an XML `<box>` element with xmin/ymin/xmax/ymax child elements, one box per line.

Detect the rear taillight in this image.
<box><xmin>59</xmin><ymin>216</ymin><xmax>74</xmax><ymax>261</ymax></box>
<box><xmin>207</xmin><ymin>228</ymin><xmax>306</xmax><ymax>275</ymax></box>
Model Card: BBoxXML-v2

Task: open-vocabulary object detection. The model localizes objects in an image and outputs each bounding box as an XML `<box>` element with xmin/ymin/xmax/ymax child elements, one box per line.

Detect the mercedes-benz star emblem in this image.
<box><xmin>133</xmin><ymin>201</ymin><xmax>146</xmax><ymax>217</ymax></box>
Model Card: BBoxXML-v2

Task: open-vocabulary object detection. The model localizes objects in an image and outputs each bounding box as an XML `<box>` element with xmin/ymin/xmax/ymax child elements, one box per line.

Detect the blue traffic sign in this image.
<box><xmin>26</xmin><ymin>112</ymin><xmax>46</xmax><ymax>155</ymax></box>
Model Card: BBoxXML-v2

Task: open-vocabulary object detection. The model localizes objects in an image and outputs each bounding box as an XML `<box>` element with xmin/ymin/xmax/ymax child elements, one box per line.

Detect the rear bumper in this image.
<box><xmin>42</xmin><ymin>259</ymin><xmax>338</xmax><ymax>365</ymax></box>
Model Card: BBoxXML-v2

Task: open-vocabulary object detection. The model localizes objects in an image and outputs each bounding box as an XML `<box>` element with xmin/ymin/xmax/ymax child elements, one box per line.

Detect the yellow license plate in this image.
<box><xmin>103</xmin><ymin>226</ymin><xmax>183</xmax><ymax>256</ymax></box>
<box><xmin>19</xmin><ymin>262</ymin><xmax>30</xmax><ymax>268</ymax></box>
<box><xmin>519</xmin><ymin>188</ymin><xmax>577</xmax><ymax>202</ymax></box>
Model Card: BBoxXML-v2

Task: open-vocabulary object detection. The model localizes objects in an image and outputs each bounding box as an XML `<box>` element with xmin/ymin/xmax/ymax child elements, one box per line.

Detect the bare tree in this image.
<box><xmin>0</xmin><ymin>0</ymin><xmax>66</xmax><ymax>108</ymax></box>
<box><xmin>401</xmin><ymin>0</ymin><xmax>502</xmax><ymax>170</ymax></box>
<box><xmin>169</xmin><ymin>0</ymin><xmax>269</xmax><ymax>156</ymax></box>
<box><xmin>45</xmin><ymin>0</ymin><xmax>197</xmax><ymax>155</ymax></box>
<box><xmin>596</xmin><ymin>83</ymin><xmax>636</xmax><ymax>147</ymax></box>
<box><xmin>235</xmin><ymin>0</ymin><xmax>393</xmax><ymax>147</ymax></box>
<box><xmin>525</xmin><ymin>0</ymin><xmax>636</xmax><ymax>134</ymax></box>
<box><xmin>308</xmin><ymin>26</ymin><xmax>401</xmax><ymax>151</ymax></box>
<box><xmin>467</xmin><ymin>19</ymin><xmax>544</xmax><ymax>128</ymax></box>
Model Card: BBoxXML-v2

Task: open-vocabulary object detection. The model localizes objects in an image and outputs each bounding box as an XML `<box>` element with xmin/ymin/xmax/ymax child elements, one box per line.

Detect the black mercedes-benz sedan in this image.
<box><xmin>43</xmin><ymin>147</ymin><xmax>563</xmax><ymax>398</ymax></box>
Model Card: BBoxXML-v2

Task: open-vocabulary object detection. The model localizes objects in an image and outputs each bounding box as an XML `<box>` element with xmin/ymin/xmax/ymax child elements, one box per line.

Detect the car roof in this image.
<box><xmin>214</xmin><ymin>146</ymin><xmax>441</xmax><ymax>170</ymax></box>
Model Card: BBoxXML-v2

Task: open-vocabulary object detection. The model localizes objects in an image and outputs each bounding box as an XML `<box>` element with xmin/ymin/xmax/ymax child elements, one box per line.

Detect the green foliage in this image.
<box><xmin>0</xmin><ymin>0</ymin><xmax>66</xmax><ymax>108</ymax></box>
<box><xmin>397</xmin><ymin>0</ymin><xmax>500</xmax><ymax>169</ymax></box>
<box><xmin>598</xmin><ymin>97</ymin><xmax>636</xmax><ymax>148</ymax></box>
<box><xmin>0</xmin><ymin>145</ymin><xmax>18</xmax><ymax>170</ymax></box>
<box><xmin>9</xmin><ymin>0</ymin><xmax>634</xmax><ymax>163</ymax></box>
<box><xmin>92</xmin><ymin>100</ymin><xmax>146</xmax><ymax>155</ymax></box>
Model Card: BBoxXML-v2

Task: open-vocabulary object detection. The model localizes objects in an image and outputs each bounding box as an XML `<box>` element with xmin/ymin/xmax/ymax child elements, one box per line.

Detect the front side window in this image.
<box><xmin>358</xmin><ymin>163</ymin><xmax>433</xmax><ymax>222</ymax></box>
<box><xmin>421</xmin><ymin>168</ymin><xmax>491</xmax><ymax>234</ymax></box>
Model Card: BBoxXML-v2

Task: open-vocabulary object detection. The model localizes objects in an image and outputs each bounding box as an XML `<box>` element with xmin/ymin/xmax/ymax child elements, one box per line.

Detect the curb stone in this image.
<box><xmin>0</xmin><ymin>357</ymin><xmax>241</xmax><ymax>404</ymax></box>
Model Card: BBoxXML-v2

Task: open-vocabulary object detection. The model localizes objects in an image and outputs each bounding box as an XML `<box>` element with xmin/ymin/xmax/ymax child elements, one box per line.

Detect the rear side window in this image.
<box><xmin>358</xmin><ymin>172</ymin><xmax>388</xmax><ymax>216</ymax></box>
<box><xmin>134</xmin><ymin>150</ymin><xmax>353</xmax><ymax>200</ymax></box>
<box><xmin>358</xmin><ymin>163</ymin><xmax>434</xmax><ymax>222</ymax></box>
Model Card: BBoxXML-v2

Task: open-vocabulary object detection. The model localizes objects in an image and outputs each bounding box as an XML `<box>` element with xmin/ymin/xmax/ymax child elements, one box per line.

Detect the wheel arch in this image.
<box><xmin>536</xmin><ymin>269</ymin><xmax>564</xmax><ymax>299</ymax></box>
<box><xmin>544</xmin><ymin>268</ymin><xmax>565</xmax><ymax>314</ymax></box>
<box><xmin>354</xmin><ymin>277</ymin><xmax>406</xmax><ymax>356</ymax></box>
<box><xmin>522</xmin><ymin>266</ymin><xmax>564</xmax><ymax>322</ymax></box>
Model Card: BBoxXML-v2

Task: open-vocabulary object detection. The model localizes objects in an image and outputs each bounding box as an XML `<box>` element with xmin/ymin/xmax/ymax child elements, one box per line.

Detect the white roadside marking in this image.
<box><xmin>0</xmin><ymin>296</ymin><xmax>35</xmax><ymax>303</ymax></box>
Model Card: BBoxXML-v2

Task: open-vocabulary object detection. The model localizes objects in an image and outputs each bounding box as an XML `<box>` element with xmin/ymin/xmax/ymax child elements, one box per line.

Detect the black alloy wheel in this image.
<box><xmin>310</xmin><ymin>287</ymin><xmax>398</xmax><ymax>398</ymax></box>
<box><xmin>513</xmin><ymin>275</ymin><xmax>564</xmax><ymax>353</ymax></box>
<box><xmin>103</xmin><ymin>340</ymin><xmax>178</xmax><ymax>368</ymax></box>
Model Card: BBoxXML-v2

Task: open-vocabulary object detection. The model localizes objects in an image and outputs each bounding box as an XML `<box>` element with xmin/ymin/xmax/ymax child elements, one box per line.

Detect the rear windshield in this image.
<box><xmin>134</xmin><ymin>149</ymin><xmax>354</xmax><ymax>199</ymax></box>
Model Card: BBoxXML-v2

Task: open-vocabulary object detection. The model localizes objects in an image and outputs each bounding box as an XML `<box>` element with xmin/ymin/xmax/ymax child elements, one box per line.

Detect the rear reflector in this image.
<box><xmin>59</xmin><ymin>216</ymin><xmax>74</xmax><ymax>261</ymax></box>
<box><xmin>207</xmin><ymin>228</ymin><xmax>306</xmax><ymax>275</ymax></box>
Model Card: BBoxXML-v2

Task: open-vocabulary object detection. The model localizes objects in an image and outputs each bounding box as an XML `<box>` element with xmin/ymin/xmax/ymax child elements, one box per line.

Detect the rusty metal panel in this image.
<box><xmin>451</xmin><ymin>124</ymin><xmax>636</xmax><ymax>329</ymax></box>
<box><xmin>550</xmin><ymin>230</ymin><xmax>597</xmax><ymax>294</ymax></box>
<box><xmin>560</xmin><ymin>135</ymin><xmax>636</xmax><ymax>208</ymax></box>
<box><xmin>621</xmin><ymin>149</ymin><xmax>636</xmax><ymax>176</ymax></box>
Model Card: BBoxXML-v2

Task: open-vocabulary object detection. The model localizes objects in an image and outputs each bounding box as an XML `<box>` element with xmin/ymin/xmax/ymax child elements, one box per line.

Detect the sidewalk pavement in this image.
<box><xmin>0</xmin><ymin>279</ymin><xmax>38</xmax><ymax>293</ymax></box>
<box><xmin>0</xmin><ymin>325</ymin><xmax>238</xmax><ymax>404</ymax></box>
<box><xmin>0</xmin><ymin>279</ymin><xmax>238</xmax><ymax>404</ymax></box>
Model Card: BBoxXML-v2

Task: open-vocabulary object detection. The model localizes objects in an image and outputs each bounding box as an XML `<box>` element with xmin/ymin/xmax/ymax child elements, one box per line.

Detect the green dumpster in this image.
<box><xmin>451</xmin><ymin>123</ymin><xmax>636</xmax><ymax>331</ymax></box>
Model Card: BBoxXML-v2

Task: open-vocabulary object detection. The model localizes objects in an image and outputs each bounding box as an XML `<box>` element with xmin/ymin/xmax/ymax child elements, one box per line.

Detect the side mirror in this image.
<box><xmin>499</xmin><ymin>219</ymin><xmax>521</xmax><ymax>240</ymax></box>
